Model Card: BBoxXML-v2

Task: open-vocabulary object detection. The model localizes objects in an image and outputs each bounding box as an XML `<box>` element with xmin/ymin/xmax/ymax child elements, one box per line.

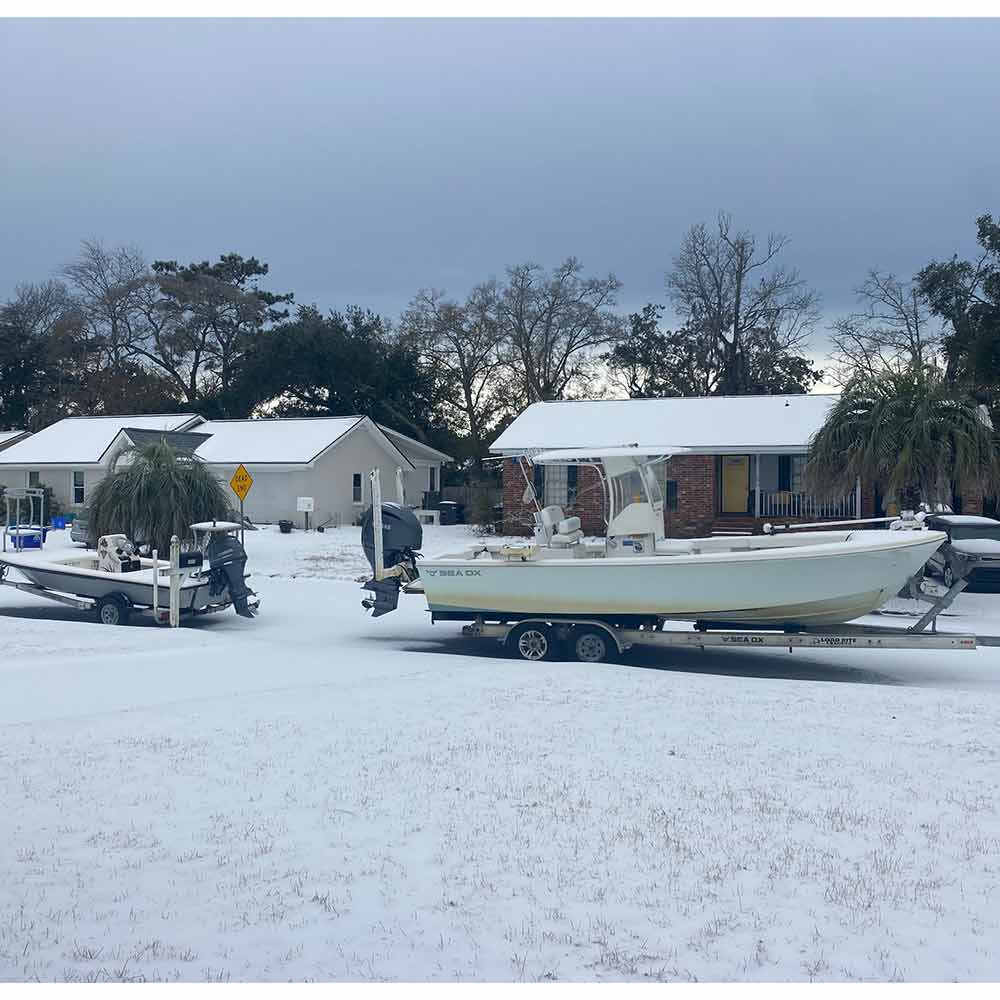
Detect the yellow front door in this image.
<box><xmin>721</xmin><ymin>455</ymin><xmax>749</xmax><ymax>514</ymax></box>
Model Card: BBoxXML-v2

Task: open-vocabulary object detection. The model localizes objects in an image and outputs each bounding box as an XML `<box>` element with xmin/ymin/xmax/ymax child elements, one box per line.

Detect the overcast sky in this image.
<box><xmin>2</xmin><ymin>18</ymin><xmax>998</xmax><ymax>356</ymax></box>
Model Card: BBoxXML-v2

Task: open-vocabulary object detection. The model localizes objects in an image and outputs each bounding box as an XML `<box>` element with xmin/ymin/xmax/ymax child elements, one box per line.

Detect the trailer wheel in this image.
<box><xmin>573</xmin><ymin>628</ymin><xmax>615</xmax><ymax>663</ymax></box>
<box><xmin>508</xmin><ymin>623</ymin><xmax>555</xmax><ymax>662</ymax></box>
<box><xmin>943</xmin><ymin>564</ymin><xmax>956</xmax><ymax>588</ymax></box>
<box><xmin>96</xmin><ymin>595</ymin><xmax>131</xmax><ymax>626</ymax></box>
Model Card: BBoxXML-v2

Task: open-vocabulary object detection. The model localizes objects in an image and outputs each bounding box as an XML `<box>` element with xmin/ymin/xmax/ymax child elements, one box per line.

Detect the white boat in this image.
<box><xmin>0</xmin><ymin>522</ymin><xmax>259</xmax><ymax>624</ymax></box>
<box><xmin>361</xmin><ymin>448</ymin><xmax>946</xmax><ymax>628</ymax></box>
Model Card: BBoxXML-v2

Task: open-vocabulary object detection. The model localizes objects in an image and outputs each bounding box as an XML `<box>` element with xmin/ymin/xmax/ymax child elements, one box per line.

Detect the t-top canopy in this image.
<box><xmin>530</xmin><ymin>446</ymin><xmax>691</xmax><ymax>465</ymax></box>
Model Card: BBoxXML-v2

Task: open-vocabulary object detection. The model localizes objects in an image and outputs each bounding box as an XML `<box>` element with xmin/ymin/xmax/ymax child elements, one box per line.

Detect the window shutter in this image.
<box><xmin>665</xmin><ymin>480</ymin><xmax>678</xmax><ymax>511</ymax></box>
<box><xmin>533</xmin><ymin>463</ymin><xmax>545</xmax><ymax>505</ymax></box>
<box><xmin>567</xmin><ymin>466</ymin><xmax>578</xmax><ymax>505</ymax></box>
<box><xmin>778</xmin><ymin>455</ymin><xmax>791</xmax><ymax>492</ymax></box>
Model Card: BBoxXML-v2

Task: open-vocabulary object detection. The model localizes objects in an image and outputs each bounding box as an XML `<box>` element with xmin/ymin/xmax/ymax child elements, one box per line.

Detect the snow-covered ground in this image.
<box><xmin>2</xmin><ymin>525</ymin><xmax>999</xmax><ymax>982</ymax></box>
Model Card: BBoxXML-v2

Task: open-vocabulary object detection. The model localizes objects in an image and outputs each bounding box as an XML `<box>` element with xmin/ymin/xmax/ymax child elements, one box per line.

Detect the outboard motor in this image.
<box><xmin>360</xmin><ymin>502</ymin><xmax>422</xmax><ymax>617</ymax></box>
<box><xmin>206</xmin><ymin>532</ymin><xmax>257</xmax><ymax>618</ymax></box>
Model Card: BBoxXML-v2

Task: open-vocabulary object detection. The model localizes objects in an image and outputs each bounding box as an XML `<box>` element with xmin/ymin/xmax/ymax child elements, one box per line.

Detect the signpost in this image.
<box><xmin>296</xmin><ymin>496</ymin><xmax>314</xmax><ymax>532</ymax></box>
<box><xmin>229</xmin><ymin>464</ymin><xmax>254</xmax><ymax>546</ymax></box>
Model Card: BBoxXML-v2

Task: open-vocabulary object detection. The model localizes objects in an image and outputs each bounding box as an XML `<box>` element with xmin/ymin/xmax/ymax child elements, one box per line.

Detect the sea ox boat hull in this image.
<box><xmin>419</xmin><ymin>530</ymin><xmax>945</xmax><ymax>626</ymax></box>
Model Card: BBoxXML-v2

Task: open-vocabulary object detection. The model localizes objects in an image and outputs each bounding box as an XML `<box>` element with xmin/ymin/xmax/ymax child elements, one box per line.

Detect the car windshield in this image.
<box><xmin>950</xmin><ymin>525</ymin><xmax>1000</xmax><ymax>542</ymax></box>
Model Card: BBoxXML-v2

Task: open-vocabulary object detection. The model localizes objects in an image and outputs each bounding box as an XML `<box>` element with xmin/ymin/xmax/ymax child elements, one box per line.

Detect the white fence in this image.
<box><xmin>756</xmin><ymin>490</ymin><xmax>857</xmax><ymax>519</ymax></box>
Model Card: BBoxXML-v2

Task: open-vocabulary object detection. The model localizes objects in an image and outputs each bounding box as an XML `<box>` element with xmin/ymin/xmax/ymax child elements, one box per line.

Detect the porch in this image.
<box><xmin>717</xmin><ymin>454</ymin><xmax>860</xmax><ymax>522</ymax></box>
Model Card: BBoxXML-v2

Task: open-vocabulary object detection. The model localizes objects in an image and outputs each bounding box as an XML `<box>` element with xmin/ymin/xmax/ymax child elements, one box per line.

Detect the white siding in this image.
<box><xmin>207</xmin><ymin>425</ymin><xmax>425</xmax><ymax>526</ymax></box>
<box><xmin>0</xmin><ymin>466</ymin><xmax>102</xmax><ymax>514</ymax></box>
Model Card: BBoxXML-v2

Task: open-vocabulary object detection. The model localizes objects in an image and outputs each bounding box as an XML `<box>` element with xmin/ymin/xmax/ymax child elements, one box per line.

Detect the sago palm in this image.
<box><xmin>805</xmin><ymin>366</ymin><xmax>999</xmax><ymax>511</ymax></box>
<box><xmin>88</xmin><ymin>440</ymin><xmax>234</xmax><ymax>552</ymax></box>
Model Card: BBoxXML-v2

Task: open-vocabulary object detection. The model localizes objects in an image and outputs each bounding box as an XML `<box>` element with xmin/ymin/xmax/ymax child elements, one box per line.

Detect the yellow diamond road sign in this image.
<box><xmin>230</xmin><ymin>464</ymin><xmax>254</xmax><ymax>502</ymax></box>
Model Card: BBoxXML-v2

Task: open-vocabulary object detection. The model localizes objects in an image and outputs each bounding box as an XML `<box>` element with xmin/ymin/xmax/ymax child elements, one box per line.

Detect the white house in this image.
<box><xmin>0</xmin><ymin>414</ymin><xmax>451</xmax><ymax>526</ymax></box>
<box><xmin>0</xmin><ymin>414</ymin><xmax>203</xmax><ymax>511</ymax></box>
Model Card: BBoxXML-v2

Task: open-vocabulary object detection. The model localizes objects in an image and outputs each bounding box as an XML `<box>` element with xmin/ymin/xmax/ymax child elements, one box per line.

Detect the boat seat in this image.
<box><xmin>550</xmin><ymin>514</ymin><xmax>584</xmax><ymax>548</ymax></box>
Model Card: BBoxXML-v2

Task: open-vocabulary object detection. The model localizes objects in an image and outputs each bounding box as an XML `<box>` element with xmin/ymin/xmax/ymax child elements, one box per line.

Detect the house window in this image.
<box><xmin>352</xmin><ymin>473</ymin><xmax>363</xmax><ymax>504</ymax></box>
<box><xmin>533</xmin><ymin>464</ymin><xmax>569</xmax><ymax>507</ymax></box>
<box><xmin>531</xmin><ymin>465</ymin><xmax>579</xmax><ymax>509</ymax></box>
<box><xmin>73</xmin><ymin>471</ymin><xmax>85</xmax><ymax>505</ymax></box>
<box><xmin>28</xmin><ymin>471</ymin><xmax>40</xmax><ymax>488</ymax></box>
<box><xmin>778</xmin><ymin>455</ymin><xmax>808</xmax><ymax>492</ymax></box>
<box><xmin>791</xmin><ymin>455</ymin><xmax>807</xmax><ymax>493</ymax></box>
<box><xmin>428</xmin><ymin>466</ymin><xmax>437</xmax><ymax>493</ymax></box>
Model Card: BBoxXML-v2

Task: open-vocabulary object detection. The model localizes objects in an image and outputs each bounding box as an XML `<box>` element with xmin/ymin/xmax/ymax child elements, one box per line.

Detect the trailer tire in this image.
<box><xmin>508</xmin><ymin>622</ymin><xmax>556</xmax><ymax>662</ymax></box>
<box><xmin>943</xmin><ymin>564</ymin><xmax>956</xmax><ymax>588</ymax></box>
<box><xmin>96</xmin><ymin>595</ymin><xmax>131</xmax><ymax>626</ymax></box>
<box><xmin>572</xmin><ymin>627</ymin><xmax>615</xmax><ymax>663</ymax></box>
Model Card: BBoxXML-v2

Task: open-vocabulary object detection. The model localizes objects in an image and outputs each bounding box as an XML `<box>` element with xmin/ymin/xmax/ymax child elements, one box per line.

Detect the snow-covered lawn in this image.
<box><xmin>2</xmin><ymin>525</ymin><xmax>999</xmax><ymax>982</ymax></box>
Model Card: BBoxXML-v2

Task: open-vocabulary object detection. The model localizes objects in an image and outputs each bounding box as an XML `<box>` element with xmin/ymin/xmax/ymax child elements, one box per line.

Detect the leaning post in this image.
<box><xmin>169</xmin><ymin>534</ymin><xmax>181</xmax><ymax>628</ymax></box>
<box><xmin>370</xmin><ymin>468</ymin><xmax>384</xmax><ymax>581</ymax></box>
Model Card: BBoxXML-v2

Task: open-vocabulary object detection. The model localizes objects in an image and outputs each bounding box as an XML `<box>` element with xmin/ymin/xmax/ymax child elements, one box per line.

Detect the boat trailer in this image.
<box><xmin>452</xmin><ymin>572</ymin><xmax>982</xmax><ymax>663</ymax></box>
<box><xmin>0</xmin><ymin>566</ymin><xmax>237</xmax><ymax>626</ymax></box>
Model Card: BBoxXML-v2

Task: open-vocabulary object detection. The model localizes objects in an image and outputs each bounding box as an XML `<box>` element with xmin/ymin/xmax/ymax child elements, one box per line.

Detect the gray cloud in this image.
<box><xmin>2</xmin><ymin>18</ymin><xmax>998</xmax><ymax>349</ymax></box>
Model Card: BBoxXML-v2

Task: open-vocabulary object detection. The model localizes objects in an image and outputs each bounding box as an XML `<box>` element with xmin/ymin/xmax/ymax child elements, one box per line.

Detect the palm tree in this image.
<box><xmin>806</xmin><ymin>365</ymin><xmax>1000</xmax><ymax>512</ymax></box>
<box><xmin>88</xmin><ymin>440</ymin><xmax>234</xmax><ymax>552</ymax></box>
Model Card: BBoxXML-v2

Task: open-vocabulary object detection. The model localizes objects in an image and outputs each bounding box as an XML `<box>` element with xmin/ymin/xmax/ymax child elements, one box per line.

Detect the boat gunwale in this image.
<box><xmin>425</xmin><ymin>530</ymin><xmax>946</xmax><ymax>568</ymax></box>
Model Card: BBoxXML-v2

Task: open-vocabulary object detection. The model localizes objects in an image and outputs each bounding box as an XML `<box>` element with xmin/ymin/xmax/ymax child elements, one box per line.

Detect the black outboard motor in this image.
<box><xmin>206</xmin><ymin>533</ymin><xmax>257</xmax><ymax>618</ymax></box>
<box><xmin>360</xmin><ymin>502</ymin><xmax>422</xmax><ymax>617</ymax></box>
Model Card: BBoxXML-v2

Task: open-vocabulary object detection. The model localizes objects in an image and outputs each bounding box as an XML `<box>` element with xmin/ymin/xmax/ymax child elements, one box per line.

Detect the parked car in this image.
<box><xmin>70</xmin><ymin>510</ymin><xmax>92</xmax><ymax>547</ymax></box>
<box><xmin>924</xmin><ymin>514</ymin><xmax>1000</xmax><ymax>591</ymax></box>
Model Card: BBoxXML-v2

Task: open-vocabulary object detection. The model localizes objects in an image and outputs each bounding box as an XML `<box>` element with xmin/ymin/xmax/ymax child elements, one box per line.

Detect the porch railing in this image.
<box><xmin>756</xmin><ymin>490</ymin><xmax>857</xmax><ymax>519</ymax></box>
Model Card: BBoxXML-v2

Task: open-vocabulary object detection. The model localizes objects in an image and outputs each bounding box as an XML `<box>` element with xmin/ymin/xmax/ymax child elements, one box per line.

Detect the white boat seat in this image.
<box><xmin>537</xmin><ymin>505</ymin><xmax>565</xmax><ymax>535</ymax></box>
<box><xmin>550</xmin><ymin>513</ymin><xmax>584</xmax><ymax>548</ymax></box>
<box><xmin>550</xmin><ymin>532</ymin><xmax>583</xmax><ymax>548</ymax></box>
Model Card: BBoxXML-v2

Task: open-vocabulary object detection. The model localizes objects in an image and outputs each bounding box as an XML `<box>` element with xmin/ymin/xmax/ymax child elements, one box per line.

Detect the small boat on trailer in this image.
<box><xmin>0</xmin><ymin>521</ymin><xmax>259</xmax><ymax>625</ymax></box>
<box><xmin>359</xmin><ymin>449</ymin><xmax>979</xmax><ymax>662</ymax></box>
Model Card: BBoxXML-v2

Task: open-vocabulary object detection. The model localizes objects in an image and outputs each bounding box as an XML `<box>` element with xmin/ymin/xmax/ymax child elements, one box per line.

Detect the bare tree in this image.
<box><xmin>829</xmin><ymin>270</ymin><xmax>941</xmax><ymax>385</ymax></box>
<box><xmin>498</xmin><ymin>258</ymin><xmax>623</xmax><ymax>404</ymax></box>
<box><xmin>401</xmin><ymin>284</ymin><xmax>510</xmax><ymax>461</ymax></box>
<box><xmin>61</xmin><ymin>239</ymin><xmax>152</xmax><ymax>365</ymax></box>
<box><xmin>666</xmin><ymin>212</ymin><xmax>819</xmax><ymax>395</ymax></box>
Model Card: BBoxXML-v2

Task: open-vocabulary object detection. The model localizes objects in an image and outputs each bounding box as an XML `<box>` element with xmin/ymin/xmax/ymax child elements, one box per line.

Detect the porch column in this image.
<box><xmin>754</xmin><ymin>454</ymin><xmax>761</xmax><ymax>519</ymax></box>
<box><xmin>855</xmin><ymin>476</ymin><xmax>862</xmax><ymax>518</ymax></box>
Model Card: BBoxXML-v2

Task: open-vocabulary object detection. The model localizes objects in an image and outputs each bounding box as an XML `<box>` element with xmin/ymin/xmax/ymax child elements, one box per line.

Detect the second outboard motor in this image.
<box><xmin>206</xmin><ymin>533</ymin><xmax>257</xmax><ymax>618</ymax></box>
<box><xmin>360</xmin><ymin>503</ymin><xmax>422</xmax><ymax>617</ymax></box>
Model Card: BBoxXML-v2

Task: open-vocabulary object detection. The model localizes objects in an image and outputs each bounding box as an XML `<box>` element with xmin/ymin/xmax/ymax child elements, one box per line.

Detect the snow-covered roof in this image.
<box><xmin>192</xmin><ymin>416</ymin><xmax>414</xmax><ymax>468</ymax></box>
<box><xmin>490</xmin><ymin>394</ymin><xmax>841</xmax><ymax>455</ymax></box>
<box><xmin>379</xmin><ymin>425</ymin><xmax>453</xmax><ymax>463</ymax></box>
<box><xmin>0</xmin><ymin>430</ymin><xmax>28</xmax><ymax>449</ymax></box>
<box><xmin>0</xmin><ymin>414</ymin><xmax>202</xmax><ymax>465</ymax></box>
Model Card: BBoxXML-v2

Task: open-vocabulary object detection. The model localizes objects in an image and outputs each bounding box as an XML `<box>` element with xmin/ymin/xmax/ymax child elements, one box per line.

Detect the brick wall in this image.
<box><xmin>502</xmin><ymin>459</ymin><xmax>606</xmax><ymax>536</ymax></box>
<box><xmin>502</xmin><ymin>457</ymin><xmax>717</xmax><ymax>538</ymax></box>
<box><xmin>501</xmin><ymin>457</ymin><xmax>883</xmax><ymax>538</ymax></box>
<box><xmin>663</xmin><ymin>455</ymin><xmax>716</xmax><ymax>537</ymax></box>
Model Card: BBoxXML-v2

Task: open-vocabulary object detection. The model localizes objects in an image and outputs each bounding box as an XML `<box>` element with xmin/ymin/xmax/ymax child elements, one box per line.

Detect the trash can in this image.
<box><xmin>278</xmin><ymin>519</ymin><xmax>294</xmax><ymax>534</ymax></box>
<box><xmin>437</xmin><ymin>501</ymin><xmax>459</xmax><ymax>526</ymax></box>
